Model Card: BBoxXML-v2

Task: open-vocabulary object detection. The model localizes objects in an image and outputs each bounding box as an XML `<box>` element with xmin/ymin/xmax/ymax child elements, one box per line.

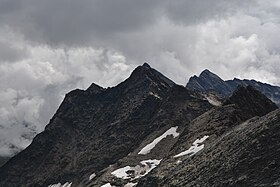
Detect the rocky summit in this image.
<box><xmin>0</xmin><ymin>64</ymin><xmax>279</xmax><ymax>187</ymax></box>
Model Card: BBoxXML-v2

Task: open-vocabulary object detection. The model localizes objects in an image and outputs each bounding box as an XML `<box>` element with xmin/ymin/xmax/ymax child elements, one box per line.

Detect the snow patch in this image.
<box><xmin>176</xmin><ymin>160</ymin><xmax>182</xmax><ymax>164</ymax></box>
<box><xmin>111</xmin><ymin>159</ymin><xmax>161</xmax><ymax>180</ymax></box>
<box><xmin>149</xmin><ymin>92</ymin><xmax>162</xmax><ymax>100</ymax></box>
<box><xmin>100</xmin><ymin>183</ymin><xmax>116</xmax><ymax>187</ymax></box>
<box><xmin>174</xmin><ymin>135</ymin><xmax>209</xmax><ymax>158</ymax></box>
<box><xmin>206</xmin><ymin>96</ymin><xmax>221</xmax><ymax>106</ymax></box>
<box><xmin>89</xmin><ymin>173</ymin><xmax>96</xmax><ymax>181</ymax></box>
<box><xmin>48</xmin><ymin>182</ymin><xmax>72</xmax><ymax>187</ymax></box>
<box><xmin>111</xmin><ymin>166</ymin><xmax>131</xmax><ymax>179</ymax></box>
<box><xmin>138</xmin><ymin>127</ymin><xmax>179</xmax><ymax>155</ymax></box>
<box><xmin>124</xmin><ymin>182</ymin><xmax>138</xmax><ymax>187</ymax></box>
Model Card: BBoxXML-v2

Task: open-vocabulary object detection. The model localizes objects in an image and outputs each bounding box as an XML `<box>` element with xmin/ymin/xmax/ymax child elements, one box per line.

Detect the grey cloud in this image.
<box><xmin>165</xmin><ymin>0</ymin><xmax>256</xmax><ymax>25</ymax></box>
<box><xmin>0</xmin><ymin>0</ymin><xmax>164</xmax><ymax>45</ymax></box>
<box><xmin>0</xmin><ymin>0</ymin><xmax>257</xmax><ymax>46</ymax></box>
<box><xmin>0</xmin><ymin>41</ymin><xmax>28</xmax><ymax>62</ymax></box>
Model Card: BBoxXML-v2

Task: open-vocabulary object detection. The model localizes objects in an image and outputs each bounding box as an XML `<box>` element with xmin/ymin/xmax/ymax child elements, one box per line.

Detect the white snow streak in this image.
<box><xmin>138</xmin><ymin>127</ymin><xmax>179</xmax><ymax>155</ymax></box>
<box><xmin>206</xmin><ymin>96</ymin><xmax>221</xmax><ymax>106</ymax></box>
<box><xmin>176</xmin><ymin>160</ymin><xmax>182</xmax><ymax>164</ymax></box>
<box><xmin>174</xmin><ymin>135</ymin><xmax>209</xmax><ymax>158</ymax></box>
<box><xmin>111</xmin><ymin>159</ymin><xmax>161</xmax><ymax>180</ymax></box>
<box><xmin>124</xmin><ymin>182</ymin><xmax>138</xmax><ymax>187</ymax></box>
<box><xmin>149</xmin><ymin>92</ymin><xmax>162</xmax><ymax>100</ymax></box>
<box><xmin>89</xmin><ymin>173</ymin><xmax>96</xmax><ymax>181</ymax></box>
<box><xmin>100</xmin><ymin>183</ymin><xmax>116</xmax><ymax>187</ymax></box>
<box><xmin>48</xmin><ymin>182</ymin><xmax>72</xmax><ymax>187</ymax></box>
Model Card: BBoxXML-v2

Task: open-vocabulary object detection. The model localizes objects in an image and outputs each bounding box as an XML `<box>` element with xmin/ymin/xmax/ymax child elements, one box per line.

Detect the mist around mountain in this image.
<box><xmin>0</xmin><ymin>64</ymin><xmax>279</xmax><ymax>187</ymax></box>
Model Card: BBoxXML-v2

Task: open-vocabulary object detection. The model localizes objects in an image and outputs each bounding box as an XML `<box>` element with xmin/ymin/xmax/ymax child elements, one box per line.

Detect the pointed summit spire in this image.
<box><xmin>200</xmin><ymin>69</ymin><xmax>211</xmax><ymax>74</ymax></box>
<box><xmin>142</xmin><ymin>62</ymin><xmax>151</xmax><ymax>68</ymax></box>
<box><xmin>186</xmin><ymin>69</ymin><xmax>233</xmax><ymax>96</ymax></box>
<box><xmin>199</xmin><ymin>69</ymin><xmax>223</xmax><ymax>81</ymax></box>
<box><xmin>124</xmin><ymin>63</ymin><xmax>175</xmax><ymax>89</ymax></box>
<box><xmin>86</xmin><ymin>83</ymin><xmax>104</xmax><ymax>94</ymax></box>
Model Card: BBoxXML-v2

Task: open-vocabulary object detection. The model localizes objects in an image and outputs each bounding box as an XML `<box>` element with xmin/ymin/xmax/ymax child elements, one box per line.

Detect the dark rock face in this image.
<box><xmin>186</xmin><ymin>69</ymin><xmax>280</xmax><ymax>107</ymax></box>
<box><xmin>224</xmin><ymin>85</ymin><xmax>278</xmax><ymax>119</ymax></box>
<box><xmin>187</xmin><ymin>69</ymin><xmax>234</xmax><ymax>96</ymax></box>
<box><xmin>0</xmin><ymin>65</ymin><xmax>279</xmax><ymax>187</ymax></box>
<box><xmin>0</xmin><ymin>157</ymin><xmax>9</xmax><ymax>168</ymax></box>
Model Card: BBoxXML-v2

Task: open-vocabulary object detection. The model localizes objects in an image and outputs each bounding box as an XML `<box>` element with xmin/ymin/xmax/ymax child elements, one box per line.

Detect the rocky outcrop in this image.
<box><xmin>224</xmin><ymin>85</ymin><xmax>278</xmax><ymax>119</ymax></box>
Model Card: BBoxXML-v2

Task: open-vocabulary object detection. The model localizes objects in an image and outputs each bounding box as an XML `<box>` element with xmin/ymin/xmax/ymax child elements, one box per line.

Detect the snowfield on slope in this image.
<box><xmin>206</xmin><ymin>96</ymin><xmax>221</xmax><ymax>106</ymax></box>
<box><xmin>124</xmin><ymin>182</ymin><xmax>138</xmax><ymax>187</ymax></box>
<box><xmin>48</xmin><ymin>182</ymin><xmax>72</xmax><ymax>187</ymax></box>
<box><xmin>174</xmin><ymin>135</ymin><xmax>209</xmax><ymax>158</ymax></box>
<box><xmin>100</xmin><ymin>183</ymin><xmax>116</xmax><ymax>187</ymax></box>
<box><xmin>138</xmin><ymin>126</ymin><xmax>179</xmax><ymax>155</ymax></box>
<box><xmin>111</xmin><ymin>159</ymin><xmax>161</xmax><ymax>180</ymax></box>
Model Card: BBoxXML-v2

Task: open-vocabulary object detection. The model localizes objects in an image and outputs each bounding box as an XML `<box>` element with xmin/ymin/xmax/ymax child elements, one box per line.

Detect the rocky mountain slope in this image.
<box><xmin>138</xmin><ymin>85</ymin><xmax>279</xmax><ymax>187</ymax></box>
<box><xmin>186</xmin><ymin>69</ymin><xmax>280</xmax><ymax>106</ymax></box>
<box><xmin>0</xmin><ymin>64</ymin><xmax>279</xmax><ymax>187</ymax></box>
<box><xmin>0</xmin><ymin>157</ymin><xmax>9</xmax><ymax>168</ymax></box>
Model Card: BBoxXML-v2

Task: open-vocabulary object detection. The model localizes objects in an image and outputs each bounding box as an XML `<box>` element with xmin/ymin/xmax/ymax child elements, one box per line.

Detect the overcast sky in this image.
<box><xmin>1</xmin><ymin>0</ymin><xmax>280</xmax><ymax>156</ymax></box>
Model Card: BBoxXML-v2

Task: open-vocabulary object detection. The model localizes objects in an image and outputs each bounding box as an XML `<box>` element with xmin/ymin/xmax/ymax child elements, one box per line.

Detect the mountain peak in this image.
<box><xmin>186</xmin><ymin>69</ymin><xmax>232</xmax><ymax>96</ymax></box>
<box><xmin>86</xmin><ymin>83</ymin><xmax>104</xmax><ymax>94</ymax></box>
<box><xmin>200</xmin><ymin>69</ymin><xmax>211</xmax><ymax>74</ymax></box>
<box><xmin>199</xmin><ymin>69</ymin><xmax>223</xmax><ymax>81</ymax></box>
<box><xmin>142</xmin><ymin>62</ymin><xmax>151</xmax><ymax>68</ymax></box>
<box><xmin>127</xmin><ymin>63</ymin><xmax>175</xmax><ymax>88</ymax></box>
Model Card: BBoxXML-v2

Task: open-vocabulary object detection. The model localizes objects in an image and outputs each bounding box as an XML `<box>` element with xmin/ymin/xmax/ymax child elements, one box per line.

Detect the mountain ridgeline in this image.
<box><xmin>0</xmin><ymin>64</ymin><xmax>280</xmax><ymax>187</ymax></box>
<box><xmin>187</xmin><ymin>69</ymin><xmax>280</xmax><ymax>106</ymax></box>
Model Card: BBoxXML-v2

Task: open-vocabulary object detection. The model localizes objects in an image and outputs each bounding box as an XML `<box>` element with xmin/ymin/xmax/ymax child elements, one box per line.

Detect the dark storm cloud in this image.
<box><xmin>0</xmin><ymin>0</ymin><xmax>255</xmax><ymax>45</ymax></box>
<box><xmin>0</xmin><ymin>0</ymin><xmax>164</xmax><ymax>45</ymax></box>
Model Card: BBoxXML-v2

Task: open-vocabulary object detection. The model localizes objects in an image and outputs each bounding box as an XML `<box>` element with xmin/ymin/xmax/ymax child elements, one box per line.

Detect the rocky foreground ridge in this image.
<box><xmin>0</xmin><ymin>64</ymin><xmax>279</xmax><ymax>187</ymax></box>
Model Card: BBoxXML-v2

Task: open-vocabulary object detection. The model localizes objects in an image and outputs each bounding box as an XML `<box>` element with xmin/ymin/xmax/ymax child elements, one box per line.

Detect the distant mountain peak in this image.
<box><xmin>199</xmin><ymin>69</ymin><xmax>224</xmax><ymax>81</ymax></box>
<box><xmin>187</xmin><ymin>69</ymin><xmax>280</xmax><ymax>107</ymax></box>
<box><xmin>187</xmin><ymin>69</ymin><xmax>232</xmax><ymax>96</ymax></box>
<box><xmin>200</xmin><ymin>69</ymin><xmax>213</xmax><ymax>75</ymax></box>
